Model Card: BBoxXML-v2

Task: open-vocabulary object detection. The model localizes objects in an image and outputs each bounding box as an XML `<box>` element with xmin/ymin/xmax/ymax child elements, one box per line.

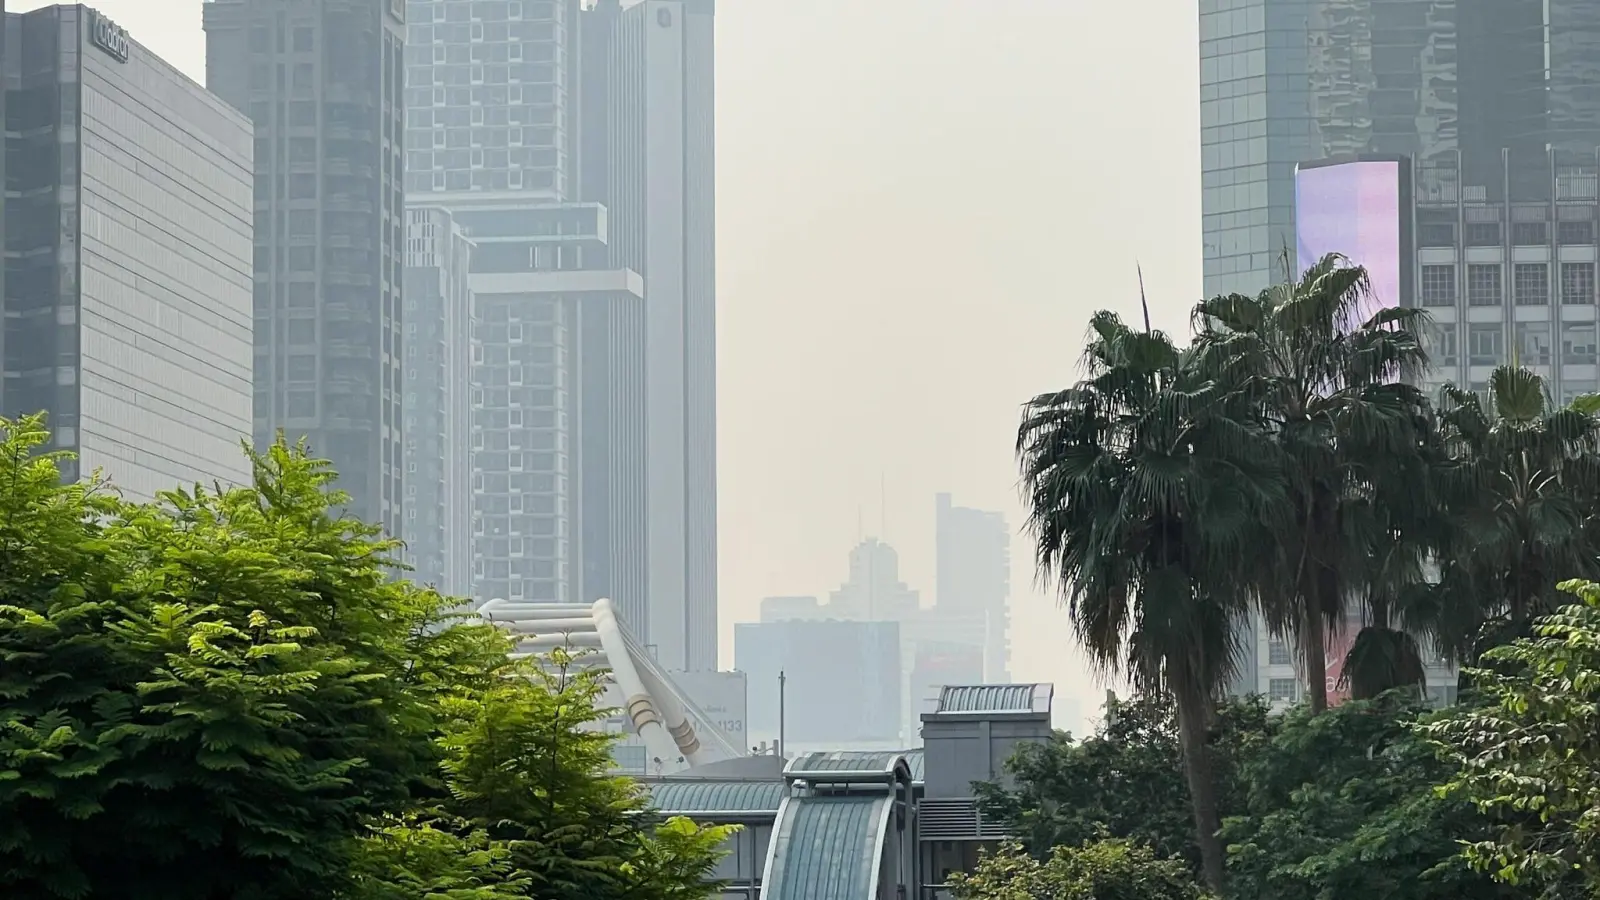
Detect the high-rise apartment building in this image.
<box><xmin>581</xmin><ymin>0</ymin><xmax>718</xmax><ymax>672</ymax></box>
<box><xmin>402</xmin><ymin>0</ymin><xmax>719</xmax><ymax>673</ymax></box>
<box><xmin>5</xmin><ymin>5</ymin><xmax>254</xmax><ymax>500</ymax></box>
<box><xmin>402</xmin><ymin>207</ymin><xmax>473</xmax><ymax>596</ymax></box>
<box><xmin>934</xmin><ymin>493</ymin><xmax>1012</xmax><ymax>682</ymax></box>
<box><xmin>402</xmin><ymin>0</ymin><xmax>580</xmax><ymax>201</ymax></box>
<box><xmin>447</xmin><ymin>200</ymin><xmax>642</xmax><ymax>611</ymax></box>
<box><xmin>204</xmin><ymin>0</ymin><xmax>407</xmax><ymax>535</ymax></box>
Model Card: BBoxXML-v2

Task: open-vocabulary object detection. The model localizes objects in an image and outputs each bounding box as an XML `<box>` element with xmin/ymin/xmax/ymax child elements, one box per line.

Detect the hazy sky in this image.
<box><xmin>25</xmin><ymin>0</ymin><xmax>1203</xmax><ymax>732</ymax></box>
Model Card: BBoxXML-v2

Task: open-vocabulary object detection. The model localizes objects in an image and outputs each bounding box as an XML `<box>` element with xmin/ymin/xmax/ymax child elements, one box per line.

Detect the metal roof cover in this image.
<box><xmin>646</xmin><ymin>779</ymin><xmax>787</xmax><ymax>815</ymax></box>
<box><xmin>936</xmin><ymin>683</ymin><xmax>1053</xmax><ymax>715</ymax></box>
<box><xmin>900</xmin><ymin>748</ymin><xmax>924</xmax><ymax>784</ymax></box>
<box><xmin>763</xmin><ymin>794</ymin><xmax>894</xmax><ymax>900</ymax></box>
<box><xmin>785</xmin><ymin>750</ymin><xmax>903</xmax><ymax>776</ymax></box>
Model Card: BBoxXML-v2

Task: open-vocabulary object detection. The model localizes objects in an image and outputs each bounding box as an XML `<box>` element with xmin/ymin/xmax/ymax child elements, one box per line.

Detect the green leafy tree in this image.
<box><xmin>975</xmin><ymin>694</ymin><xmax>1269</xmax><ymax>876</ymax></box>
<box><xmin>1426</xmin><ymin>369</ymin><xmax>1600</xmax><ymax>661</ymax></box>
<box><xmin>1192</xmin><ymin>254</ymin><xmax>1435</xmax><ymax>710</ymax></box>
<box><xmin>1424</xmin><ymin>578</ymin><xmax>1600</xmax><ymax>896</ymax></box>
<box><xmin>950</xmin><ymin>839</ymin><xmax>1210</xmax><ymax>900</ymax></box>
<box><xmin>0</xmin><ymin>421</ymin><xmax>460</xmax><ymax>898</ymax></box>
<box><xmin>0</xmin><ymin>416</ymin><xmax>733</xmax><ymax>900</ymax></box>
<box><xmin>1016</xmin><ymin>311</ymin><xmax>1284</xmax><ymax>892</ymax></box>
<box><xmin>430</xmin><ymin>646</ymin><xmax>738</xmax><ymax>900</ymax></box>
<box><xmin>1222</xmin><ymin>692</ymin><xmax>1515</xmax><ymax>900</ymax></box>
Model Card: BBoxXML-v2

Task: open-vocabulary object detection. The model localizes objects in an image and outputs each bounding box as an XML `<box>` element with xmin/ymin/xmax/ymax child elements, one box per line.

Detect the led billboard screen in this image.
<box><xmin>1295</xmin><ymin>159</ymin><xmax>1404</xmax><ymax>311</ymax></box>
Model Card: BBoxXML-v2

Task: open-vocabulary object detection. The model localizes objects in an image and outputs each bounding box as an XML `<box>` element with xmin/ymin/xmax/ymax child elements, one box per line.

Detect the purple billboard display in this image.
<box><xmin>1295</xmin><ymin>160</ymin><xmax>1404</xmax><ymax>311</ymax></box>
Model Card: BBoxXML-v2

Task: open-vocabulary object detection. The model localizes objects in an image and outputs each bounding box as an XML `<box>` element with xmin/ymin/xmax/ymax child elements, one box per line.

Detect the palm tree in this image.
<box><xmin>1190</xmin><ymin>254</ymin><xmax>1432</xmax><ymax>713</ymax></box>
<box><xmin>1017</xmin><ymin>311</ymin><xmax>1282</xmax><ymax>892</ymax></box>
<box><xmin>1426</xmin><ymin>365</ymin><xmax>1600</xmax><ymax>660</ymax></box>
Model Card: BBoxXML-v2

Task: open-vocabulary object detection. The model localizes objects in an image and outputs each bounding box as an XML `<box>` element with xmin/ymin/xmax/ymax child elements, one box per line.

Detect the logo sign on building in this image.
<box><xmin>672</xmin><ymin>670</ymin><xmax>748</xmax><ymax>752</ymax></box>
<box><xmin>88</xmin><ymin>10</ymin><xmax>131</xmax><ymax>64</ymax></box>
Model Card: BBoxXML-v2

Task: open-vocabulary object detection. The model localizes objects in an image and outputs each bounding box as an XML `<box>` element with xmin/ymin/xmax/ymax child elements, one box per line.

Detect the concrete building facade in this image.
<box><xmin>581</xmin><ymin>0</ymin><xmax>718</xmax><ymax>672</ymax></box>
<box><xmin>204</xmin><ymin>0</ymin><xmax>407</xmax><ymax>535</ymax></box>
<box><xmin>5</xmin><ymin>5</ymin><xmax>254</xmax><ymax>500</ymax></box>
<box><xmin>402</xmin><ymin>207</ymin><xmax>473</xmax><ymax>596</ymax></box>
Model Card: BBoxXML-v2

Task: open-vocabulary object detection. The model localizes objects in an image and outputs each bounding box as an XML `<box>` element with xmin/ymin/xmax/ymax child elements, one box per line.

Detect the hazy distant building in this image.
<box><xmin>5</xmin><ymin>5</ymin><xmax>253</xmax><ymax>500</ymax></box>
<box><xmin>935</xmin><ymin>493</ymin><xmax>1012</xmax><ymax>681</ymax></box>
<box><xmin>829</xmin><ymin>538</ymin><xmax>921</xmax><ymax>620</ymax></box>
<box><xmin>205</xmin><ymin>0</ymin><xmax>407</xmax><ymax>535</ymax></box>
<box><xmin>734</xmin><ymin>619</ymin><xmax>902</xmax><ymax>752</ymax></box>
<box><xmin>580</xmin><ymin>0</ymin><xmax>718</xmax><ymax>672</ymax></box>
<box><xmin>402</xmin><ymin>208</ymin><xmax>472</xmax><ymax>596</ymax></box>
<box><xmin>759</xmin><ymin>595</ymin><xmax>823</xmax><ymax>622</ymax></box>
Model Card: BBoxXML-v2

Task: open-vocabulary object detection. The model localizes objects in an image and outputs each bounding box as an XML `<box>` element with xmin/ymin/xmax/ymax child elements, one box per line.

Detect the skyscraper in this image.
<box><xmin>577</xmin><ymin>0</ymin><xmax>718</xmax><ymax>671</ymax></box>
<box><xmin>402</xmin><ymin>207</ymin><xmax>473</xmax><ymax>596</ymax></box>
<box><xmin>934</xmin><ymin>493</ymin><xmax>1011</xmax><ymax>682</ymax></box>
<box><xmin>402</xmin><ymin>0</ymin><xmax>718</xmax><ymax>673</ymax></box>
<box><xmin>6</xmin><ymin>5</ymin><xmax>254</xmax><ymax>500</ymax></box>
<box><xmin>205</xmin><ymin>0</ymin><xmax>407</xmax><ymax>535</ymax></box>
<box><xmin>1202</xmin><ymin>0</ymin><xmax>1600</xmax><ymax>701</ymax></box>
<box><xmin>1199</xmin><ymin>0</ymin><xmax>1600</xmax><ymax>300</ymax></box>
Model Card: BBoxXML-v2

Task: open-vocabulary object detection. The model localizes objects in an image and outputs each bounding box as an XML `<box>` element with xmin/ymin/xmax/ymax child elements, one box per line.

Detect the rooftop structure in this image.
<box><xmin>634</xmin><ymin>685</ymin><xmax>1050</xmax><ymax>900</ymax></box>
<box><xmin>477</xmin><ymin>597</ymin><xmax>742</xmax><ymax>774</ymax></box>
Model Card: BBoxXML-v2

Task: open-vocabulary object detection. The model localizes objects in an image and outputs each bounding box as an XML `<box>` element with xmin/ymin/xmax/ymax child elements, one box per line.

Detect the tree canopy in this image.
<box><xmin>1010</xmin><ymin>253</ymin><xmax>1600</xmax><ymax>899</ymax></box>
<box><xmin>0</xmin><ymin>415</ymin><xmax>732</xmax><ymax>899</ymax></box>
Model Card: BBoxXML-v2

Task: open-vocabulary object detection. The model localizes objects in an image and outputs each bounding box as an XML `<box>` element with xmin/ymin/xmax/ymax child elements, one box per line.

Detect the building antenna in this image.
<box><xmin>778</xmin><ymin>670</ymin><xmax>787</xmax><ymax>760</ymax></box>
<box><xmin>880</xmin><ymin>472</ymin><xmax>888</xmax><ymax>542</ymax></box>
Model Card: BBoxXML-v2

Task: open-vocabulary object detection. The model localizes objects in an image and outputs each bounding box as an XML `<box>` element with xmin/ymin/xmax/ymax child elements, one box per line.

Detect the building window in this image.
<box><xmin>1268</xmin><ymin>678</ymin><xmax>1298</xmax><ymax>702</ymax></box>
<box><xmin>1268</xmin><ymin>639</ymin><xmax>1292</xmax><ymax>666</ymax></box>
<box><xmin>1516</xmin><ymin>320</ymin><xmax>1552</xmax><ymax>366</ymax></box>
<box><xmin>1562</xmin><ymin>262</ymin><xmax>1595</xmax><ymax>305</ymax></box>
<box><xmin>1426</xmin><ymin>322</ymin><xmax>1458</xmax><ymax>367</ymax></box>
<box><xmin>1468</xmin><ymin>323</ymin><xmax>1504</xmax><ymax>366</ymax></box>
<box><xmin>1512</xmin><ymin>221</ymin><xmax>1548</xmax><ymax>246</ymax></box>
<box><xmin>1514</xmin><ymin>263</ymin><xmax>1549</xmax><ymax>305</ymax></box>
<box><xmin>1564</xmin><ymin>322</ymin><xmax>1598</xmax><ymax>365</ymax></box>
<box><xmin>1420</xmin><ymin>265</ymin><xmax>1456</xmax><ymax>307</ymax></box>
<box><xmin>1559</xmin><ymin>220</ymin><xmax>1595</xmax><ymax>245</ymax></box>
<box><xmin>1465</xmin><ymin>222</ymin><xmax>1502</xmax><ymax>247</ymax></box>
<box><xmin>1467</xmin><ymin>264</ymin><xmax>1503</xmax><ymax>306</ymax></box>
<box><xmin>1418</xmin><ymin>221</ymin><xmax>1455</xmax><ymax>247</ymax></box>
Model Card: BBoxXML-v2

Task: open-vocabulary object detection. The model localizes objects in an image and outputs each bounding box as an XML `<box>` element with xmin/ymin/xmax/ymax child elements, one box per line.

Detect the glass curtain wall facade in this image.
<box><xmin>204</xmin><ymin>0</ymin><xmax>407</xmax><ymax>536</ymax></box>
<box><xmin>6</xmin><ymin>5</ymin><xmax>254</xmax><ymax>500</ymax></box>
<box><xmin>1204</xmin><ymin>0</ymin><xmax>1600</xmax><ymax>698</ymax></box>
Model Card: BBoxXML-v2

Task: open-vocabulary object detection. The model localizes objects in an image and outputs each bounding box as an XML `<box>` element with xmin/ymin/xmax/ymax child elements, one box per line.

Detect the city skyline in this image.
<box><xmin>6</xmin><ymin>0</ymin><xmax>1181</xmax><ymax>734</ymax></box>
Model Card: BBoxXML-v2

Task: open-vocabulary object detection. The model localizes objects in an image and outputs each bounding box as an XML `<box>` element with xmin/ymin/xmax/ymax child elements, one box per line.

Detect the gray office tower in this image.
<box><xmin>204</xmin><ymin>0</ymin><xmax>407</xmax><ymax>537</ymax></box>
<box><xmin>402</xmin><ymin>208</ymin><xmax>473</xmax><ymax>596</ymax></box>
<box><xmin>1202</xmin><ymin>0</ymin><xmax>1600</xmax><ymax>699</ymax></box>
<box><xmin>4</xmin><ymin>5</ymin><xmax>254</xmax><ymax>500</ymax></box>
<box><xmin>1200</xmin><ymin>0</ymin><xmax>1600</xmax><ymax>299</ymax></box>
<box><xmin>582</xmin><ymin>0</ymin><xmax>718</xmax><ymax>672</ymax></box>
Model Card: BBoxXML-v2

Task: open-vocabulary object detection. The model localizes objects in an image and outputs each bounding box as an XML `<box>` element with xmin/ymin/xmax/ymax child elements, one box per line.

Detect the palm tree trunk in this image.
<box><xmin>1174</xmin><ymin>678</ymin><xmax>1226</xmax><ymax>893</ymax></box>
<box><xmin>1302</xmin><ymin>596</ymin><xmax>1329</xmax><ymax>714</ymax></box>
